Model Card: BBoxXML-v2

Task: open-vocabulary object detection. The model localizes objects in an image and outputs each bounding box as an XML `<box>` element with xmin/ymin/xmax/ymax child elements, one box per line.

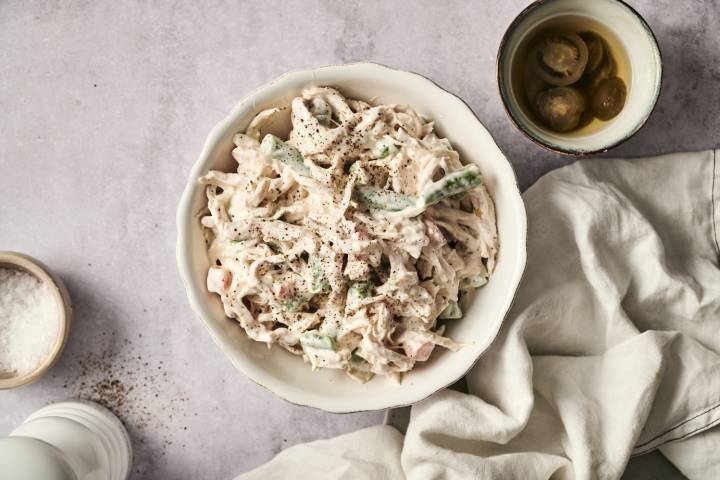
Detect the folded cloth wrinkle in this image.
<box><xmin>236</xmin><ymin>149</ymin><xmax>720</xmax><ymax>480</ymax></box>
<box><xmin>235</xmin><ymin>425</ymin><xmax>405</xmax><ymax>480</ymax></box>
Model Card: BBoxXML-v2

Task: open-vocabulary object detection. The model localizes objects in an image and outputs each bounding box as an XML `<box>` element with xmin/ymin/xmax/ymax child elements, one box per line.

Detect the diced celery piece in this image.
<box><xmin>372</xmin><ymin>136</ymin><xmax>398</xmax><ymax>159</ymax></box>
<box><xmin>300</xmin><ymin>332</ymin><xmax>336</xmax><ymax>351</ymax></box>
<box><xmin>439</xmin><ymin>300</ymin><xmax>462</xmax><ymax>319</ymax></box>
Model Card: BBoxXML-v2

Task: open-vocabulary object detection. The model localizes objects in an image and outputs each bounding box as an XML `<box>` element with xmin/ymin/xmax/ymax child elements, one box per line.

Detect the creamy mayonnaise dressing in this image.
<box><xmin>201</xmin><ymin>86</ymin><xmax>498</xmax><ymax>383</ymax></box>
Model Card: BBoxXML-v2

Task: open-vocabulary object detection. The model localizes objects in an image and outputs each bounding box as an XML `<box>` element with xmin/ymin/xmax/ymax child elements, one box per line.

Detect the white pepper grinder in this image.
<box><xmin>0</xmin><ymin>400</ymin><xmax>131</xmax><ymax>480</ymax></box>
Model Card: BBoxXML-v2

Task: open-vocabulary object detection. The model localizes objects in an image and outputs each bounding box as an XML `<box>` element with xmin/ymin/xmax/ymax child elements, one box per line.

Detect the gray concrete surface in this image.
<box><xmin>1</xmin><ymin>1</ymin><xmax>717</xmax><ymax>478</ymax></box>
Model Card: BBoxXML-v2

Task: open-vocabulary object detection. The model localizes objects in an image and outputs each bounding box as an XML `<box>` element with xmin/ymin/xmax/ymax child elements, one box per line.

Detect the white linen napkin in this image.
<box><xmin>237</xmin><ymin>149</ymin><xmax>720</xmax><ymax>480</ymax></box>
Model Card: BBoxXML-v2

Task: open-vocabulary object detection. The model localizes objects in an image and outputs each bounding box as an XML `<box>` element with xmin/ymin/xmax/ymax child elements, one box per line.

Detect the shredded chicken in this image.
<box><xmin>200</xmin><ymin>86</ymin><xmax>498</xmax><ymax>382</ymax></box>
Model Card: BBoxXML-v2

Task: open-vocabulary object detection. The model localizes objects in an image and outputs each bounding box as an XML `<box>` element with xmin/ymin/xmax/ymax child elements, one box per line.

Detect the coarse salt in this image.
<box><xmin>0</xmin><ymin>267</ymin><xmax>59</xmax><ymax>375</ymax></box>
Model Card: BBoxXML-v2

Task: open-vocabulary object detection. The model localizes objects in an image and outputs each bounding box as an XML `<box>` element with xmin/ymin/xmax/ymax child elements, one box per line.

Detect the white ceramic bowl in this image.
<box><xmin>497</xmin><ymin>0</ymin><xmax>662</xmax><ymax>155</ymax></box>
<box><xmin>177</xmin><ymin>63</ymin><xmax>527</xmax><ymax>412</ymax></box>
